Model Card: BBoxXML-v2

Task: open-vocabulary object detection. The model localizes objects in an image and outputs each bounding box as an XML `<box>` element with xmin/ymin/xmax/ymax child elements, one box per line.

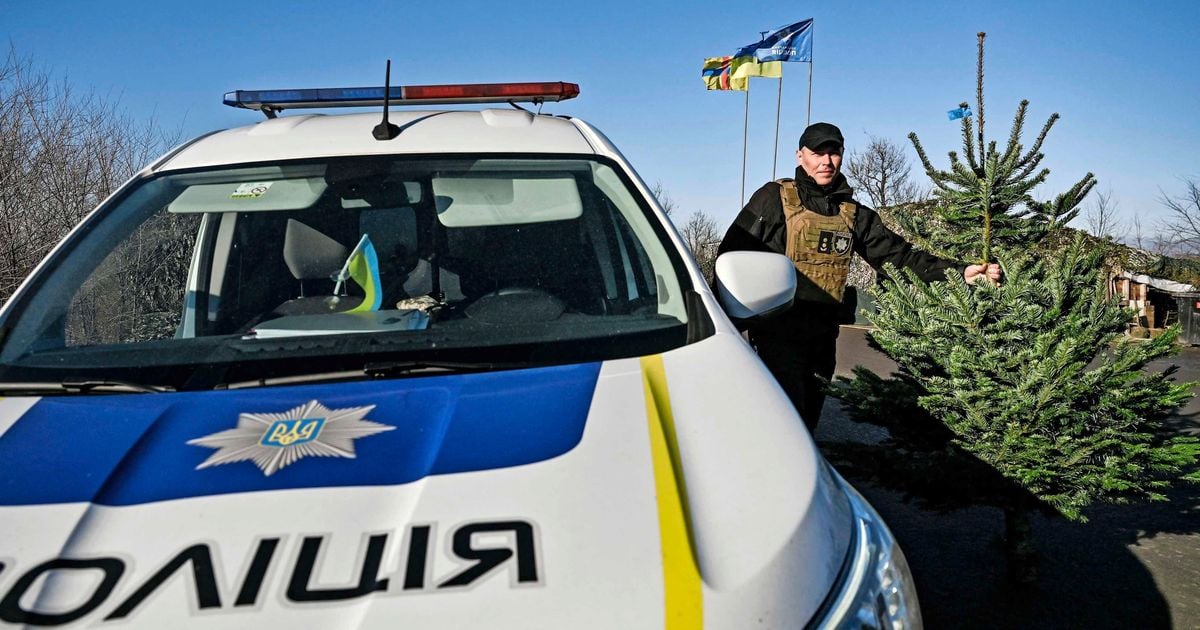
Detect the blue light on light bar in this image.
<box><xmin>224</xmin><ymin>87</ymin><xmax>403</xmax><ymax>109</ymax></box>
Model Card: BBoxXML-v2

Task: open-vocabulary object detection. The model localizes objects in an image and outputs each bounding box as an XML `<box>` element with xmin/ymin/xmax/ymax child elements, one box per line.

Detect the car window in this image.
<box><xmin>65</xmin><ymin>210</ymin><xmax>202</xmax><ymax>347</ymax></box>
<box><xmin>0</xmin><ymin>156</ymin><xmax>692</xmax><ymax>388</ymax></box>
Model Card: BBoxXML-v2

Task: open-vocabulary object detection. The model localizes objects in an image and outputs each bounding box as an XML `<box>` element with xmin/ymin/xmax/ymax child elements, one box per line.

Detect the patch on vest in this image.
<box><xmin>818</xmin><ymin>230</ymin><xmax>853</xmax><ymax>256</ymax></box>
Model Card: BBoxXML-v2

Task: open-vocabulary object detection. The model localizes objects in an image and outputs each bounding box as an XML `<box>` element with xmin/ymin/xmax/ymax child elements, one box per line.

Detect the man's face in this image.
<box><xmin>797</xmin><ymin>144</ymin><xmax>843</xmax><ymax>186</ymax></box>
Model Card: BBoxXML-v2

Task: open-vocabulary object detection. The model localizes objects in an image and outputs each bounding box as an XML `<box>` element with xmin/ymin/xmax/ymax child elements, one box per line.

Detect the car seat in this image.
<box><xmin>271</xmin><ymin>219</ymin><xmax>363</xmax><ymax>315</ymax></box>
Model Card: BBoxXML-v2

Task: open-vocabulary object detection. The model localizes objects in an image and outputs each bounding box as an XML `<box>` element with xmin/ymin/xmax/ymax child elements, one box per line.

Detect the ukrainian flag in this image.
<box><xmin>702</xmin><ymin>56</ymin><xmax>746</xmax><ymax>91</ymax></box>
<box><xmin>731</xmin><ymin>56</ymin><xmax>782</xmax><ymax>81</ymax></box>
<box><xmin>340</xmin><ymin>234</ymin><xmax>382</xmax><ymax>312</ymax></box>
<box><xmin>705</xmin><ymin>52</ymin><xmax>781</xmax><ymax>93</ymax></box>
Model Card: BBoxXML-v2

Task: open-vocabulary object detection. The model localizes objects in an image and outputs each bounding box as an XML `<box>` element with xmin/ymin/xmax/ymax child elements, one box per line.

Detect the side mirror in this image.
<box><xmin>714</xmin><ymin>251</ymin><xmax>796</xmax><ymax>321</ymax></box>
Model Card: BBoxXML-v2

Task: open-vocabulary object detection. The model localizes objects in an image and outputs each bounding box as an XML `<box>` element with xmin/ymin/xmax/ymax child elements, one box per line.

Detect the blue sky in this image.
<box><xmin>6</xmin><ymin>0</ymin><xmax>1198</xmax><ymax>235</ymax></box>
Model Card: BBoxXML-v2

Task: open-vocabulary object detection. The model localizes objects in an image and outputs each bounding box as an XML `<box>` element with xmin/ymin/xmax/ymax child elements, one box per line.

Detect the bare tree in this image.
<box><xmin>1124</xmin><ymin>213</ymin><xmax>1170</xmax><ymax>254</ymax></box>
<box><xmin>0</xmin><ymin>48</ymin><xmax>178</xmax><ymax>304</ymax></box>
<box><xmin>65</xmin><ymin>210</ymin><xmax>200</xmax><ymax>345</ymax></box>
<box><xmin>650</xmin><ymin>180</ymin><xmax>676</xmax><ymax>216</ymax></box>
<box><xmin>1084</xmin><ymin>188</ymin><xmax>1124</xmax><ymax>240</ymax></box>
<box><xmin>1159</xmin><ymin>178</ymin><xmax>1200</xmax><ymax>255</ymax></box>
<box><xmin>679</xmin><ymin>210</ymin><xmax>720</xmax><ymax>282</ymax></box>
<box><xmin>1129</xmin><ymin>213</ymin><xmax>1145</xmax><ymax>250</ymax></box>
<box><xmin>844</xmin><ymin>135</ymin><xmax>923</xmax><ymax>209</ymax></box>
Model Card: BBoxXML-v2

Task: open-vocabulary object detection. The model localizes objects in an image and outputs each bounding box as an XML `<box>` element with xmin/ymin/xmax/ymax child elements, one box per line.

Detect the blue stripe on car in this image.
<box><xmin>0</xmin><ymin>362</ymin><xmax>600</xmax><ymax>506</ymax></box>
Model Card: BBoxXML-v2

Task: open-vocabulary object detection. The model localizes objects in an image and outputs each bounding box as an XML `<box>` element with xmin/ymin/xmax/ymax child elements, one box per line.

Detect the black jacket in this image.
<box><xmin>718</xmin><ymin>168</ymin><xmax>960</xmax><ymax>339</ymax></box>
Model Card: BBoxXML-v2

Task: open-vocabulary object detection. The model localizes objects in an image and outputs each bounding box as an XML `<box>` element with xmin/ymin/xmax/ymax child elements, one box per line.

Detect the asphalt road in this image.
<box><xmin>817</xmin><ymin>326</ymin><xmax>1200</xmax><ymax>630</ymax></box>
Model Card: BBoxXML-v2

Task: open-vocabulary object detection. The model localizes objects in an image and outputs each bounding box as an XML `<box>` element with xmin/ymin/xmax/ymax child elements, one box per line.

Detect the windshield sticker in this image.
<box><xmin>188</xmin><ymin>400</ymin><xmax>393</xmax><ymax>476</ymax></box>
<box><xmin>230</xmin><ymin>182</ymin><xmax>274</xmax><ymax>199</ymax></box>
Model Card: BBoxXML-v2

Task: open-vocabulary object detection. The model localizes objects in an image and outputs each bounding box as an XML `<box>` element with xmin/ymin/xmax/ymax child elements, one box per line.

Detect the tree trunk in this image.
<box><xmin>1002</xmin><ymin>500</ymin><xmax>1038</xmax><ymax>585</ymax></box>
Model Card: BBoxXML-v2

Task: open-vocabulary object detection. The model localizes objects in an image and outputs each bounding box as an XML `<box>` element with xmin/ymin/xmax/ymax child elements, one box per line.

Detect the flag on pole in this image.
<box><xmin>702</xmin><ymin>56</ymin><xmax>747</xmax><ymax>91</ymax></box>
<box><xmin>947</xmin><ymin>105</ymin><xmax>972</xmax><ymax>120</ymax></box>
<box><xmin>333</xmin><ymin>234</ymin><xmax>382</xmax><ymax>312</ymax></box>
<box><xmin>738</xmin><ymin>18</ymin><xmax>813</xmax><ymax>63</ymax></box>
<box><xmin>732</xmin><ymin>57</ymin><xmax>783</xmax><ymax>80</ymax></box>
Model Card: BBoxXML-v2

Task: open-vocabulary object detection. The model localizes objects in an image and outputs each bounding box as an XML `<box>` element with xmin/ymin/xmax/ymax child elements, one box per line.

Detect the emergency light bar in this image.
<box><xmin>224</xmin><ymin>82</ymin><xmax>580</xmax><ymax>112</ymax></box>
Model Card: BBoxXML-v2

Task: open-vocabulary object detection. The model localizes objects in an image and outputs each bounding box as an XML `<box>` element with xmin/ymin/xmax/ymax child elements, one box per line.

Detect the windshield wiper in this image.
<box><xmin>219</xmin><ymin>359</ymin><xmax>514</xmax><ymax>390</ymax></box>
<box><xmin>363</xmin><ymin>359</ymin><xmax>511</xmax><ymax>376</ymax></box>
<box><xmin>0</xmin><ymin>379</ymin><xmax>175</xmax><ymax>395</ymax></box>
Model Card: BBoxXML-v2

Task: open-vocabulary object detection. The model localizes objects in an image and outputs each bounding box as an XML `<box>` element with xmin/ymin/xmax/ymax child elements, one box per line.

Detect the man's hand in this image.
<box><xmin>964</xmin><ymin>263</ymin><xmax>1002</xmax><ymax>285</ymax></box>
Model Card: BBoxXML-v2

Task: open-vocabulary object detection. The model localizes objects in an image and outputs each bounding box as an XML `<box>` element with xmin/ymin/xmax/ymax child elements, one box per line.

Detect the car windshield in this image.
<box><xmin>0</xmin><ymin>156</ymin><xmax>692</xmax><ymax>390</ymax></box>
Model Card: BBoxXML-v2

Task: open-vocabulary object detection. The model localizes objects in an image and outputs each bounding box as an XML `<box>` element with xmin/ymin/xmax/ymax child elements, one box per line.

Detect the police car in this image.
<box><xmin>0</xmin><ymin>80</ymin><xmax>920</xmax><ymax>628</ymax></box>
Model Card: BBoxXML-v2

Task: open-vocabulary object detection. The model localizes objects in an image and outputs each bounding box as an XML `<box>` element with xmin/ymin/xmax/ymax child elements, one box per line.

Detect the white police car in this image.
<box><xmin>0</xmin><ymin>80</ymin><xmax>919</xmax><ymax>628</ymax></box>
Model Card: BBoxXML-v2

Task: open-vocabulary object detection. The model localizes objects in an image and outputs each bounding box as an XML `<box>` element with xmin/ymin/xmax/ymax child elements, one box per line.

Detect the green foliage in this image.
<box><xmin>836</xmin><ymin>37</ymin><xmax>1198</xmax><ymax>524</ymax></box>
<box><xmin>826</xmin><ymin>368</ymin><xmax>1025</xmax><ymax>512</ymax></box>
<box><xmin>908</xmin><ymin>100</ymin><xmax>1095</xmax><ymax>263</ymax></box>
<box><xmin>882</xmin><ymin>200</ymin><xmax>1200</xmax><ymax>288</ymax></box>
<box><xmin>1144</xmin><ymin>255</ymin><xmax>1200</xmax><ymax>289</ymax></box>
<box><xmin>851</xmin><ymin>239</ymin><xmax>1198</xmax><ymax>520</ymax></box>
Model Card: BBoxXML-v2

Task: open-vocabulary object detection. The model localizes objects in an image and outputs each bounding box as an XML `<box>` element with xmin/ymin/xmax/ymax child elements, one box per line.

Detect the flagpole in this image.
<box><xmin>807</xmin><ymin>22</ymin><xmax>814</xmax><ymax>126</ymax></box>
<box><xmin>806</xmin><ymin>61</ymin><xmax>813</xmax><ymax>127</ymax></box>
<box><xmin>772</xmin><ymin>69</ymin><xmax>783</xmax><ymax>180</ymax></box>
<box><xmin>741</xmin><ymin>81</ymin><xmax>750</xmax><ymax>207</ymax></box>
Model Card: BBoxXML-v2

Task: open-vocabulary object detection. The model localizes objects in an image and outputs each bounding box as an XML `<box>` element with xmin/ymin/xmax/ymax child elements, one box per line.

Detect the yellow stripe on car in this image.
<box><xmin>640</xmin><ymin>354</ymin><xmax>702</xmax><ymax>629</ymax></box>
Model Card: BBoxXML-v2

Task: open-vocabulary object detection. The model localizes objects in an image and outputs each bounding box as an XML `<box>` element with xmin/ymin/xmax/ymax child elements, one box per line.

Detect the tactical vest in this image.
<box><xmin>778</xmin><ymin>178</ymin><xmax>857</xmax><ymax>303</ymax></box>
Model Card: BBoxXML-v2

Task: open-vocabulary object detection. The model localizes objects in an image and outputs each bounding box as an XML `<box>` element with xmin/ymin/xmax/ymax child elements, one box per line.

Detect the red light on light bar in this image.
<box><xmin>403</xmin><ymin>82</ymin><xmax>580</xmax><ymax>103</ymax></box>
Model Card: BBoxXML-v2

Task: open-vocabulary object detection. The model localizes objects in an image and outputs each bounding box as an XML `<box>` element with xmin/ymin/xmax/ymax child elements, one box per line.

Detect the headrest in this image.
<box><xmin>282</xmin><ymin>219</ymin><xmax>348</xmax><ymax>280</ymax></box>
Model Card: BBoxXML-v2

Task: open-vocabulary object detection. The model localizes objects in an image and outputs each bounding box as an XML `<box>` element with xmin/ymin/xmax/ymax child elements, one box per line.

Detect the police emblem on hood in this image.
<box><xmin>188</xmin><ymin>400</ymin><xmax>393</xmax><ymax>476</ymax></box>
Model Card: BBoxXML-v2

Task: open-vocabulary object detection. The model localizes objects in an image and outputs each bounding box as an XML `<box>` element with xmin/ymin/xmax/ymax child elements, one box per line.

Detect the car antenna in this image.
<box><xmin>373</xmin><ymin>59</ymin><xmax>400</xmax><ymax>141</ymax></box>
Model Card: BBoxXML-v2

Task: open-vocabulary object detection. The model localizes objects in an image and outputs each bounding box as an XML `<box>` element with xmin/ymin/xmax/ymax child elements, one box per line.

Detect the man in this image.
<box><xmin>717</xmin><ymin>122</ymin><xmax>1000</xmax><ymax>430</ymax></box>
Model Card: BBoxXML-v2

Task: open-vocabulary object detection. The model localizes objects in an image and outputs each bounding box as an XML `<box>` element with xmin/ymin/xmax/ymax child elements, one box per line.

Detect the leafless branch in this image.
<box><xmin>1159</xmin><ymin>178</ymin><xmax>1200</xmax><ymax>255</ymax></box>
<box><xmin>0</xmin><ymin>46</ymin><xmax>179</xmax><ymax>304</ymax></box>
<box><xmin>1083</xmin><ymin>188</ymin><xmax>1124</xmax><ymax>241</ymax></box>
<box><xmin>680</xmin><ymin>210</ymin><xmax>720</xmax><ymax>283</ymax></box>
<box><xmin>650</xmin><ymin>180</ymin><xmax>676</xmax><ymax>216</ymax></box>
<box><xmin>845</xmin><ymin>135</ymin><xmax>925</xmax><ymax>210</ymax></box>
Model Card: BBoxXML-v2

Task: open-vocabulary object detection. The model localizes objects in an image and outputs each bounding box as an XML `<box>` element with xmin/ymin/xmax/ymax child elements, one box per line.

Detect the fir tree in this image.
<box><xmin>906</xmin><ymin>32</ymin><xmax>1096</xmax><ymax>262</ymax></box>
<box><xmin>834</xmin><ymin>33</ymin><xmax>1200</xmax><ymax>582</ymax></box>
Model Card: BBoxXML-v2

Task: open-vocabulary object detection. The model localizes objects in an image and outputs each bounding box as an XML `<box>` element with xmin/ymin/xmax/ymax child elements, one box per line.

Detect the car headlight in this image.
<box><xmin>811</xmin><ymin>466</ymin><xmax>922</xmax><ymax>630</ymax></box>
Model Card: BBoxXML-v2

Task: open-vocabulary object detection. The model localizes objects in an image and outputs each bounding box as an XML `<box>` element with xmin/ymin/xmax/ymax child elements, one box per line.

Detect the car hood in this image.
<box><xmin>0</xmin><ymin>333</ymin><xmax>850</xmax><ymax>628</ymax></box>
